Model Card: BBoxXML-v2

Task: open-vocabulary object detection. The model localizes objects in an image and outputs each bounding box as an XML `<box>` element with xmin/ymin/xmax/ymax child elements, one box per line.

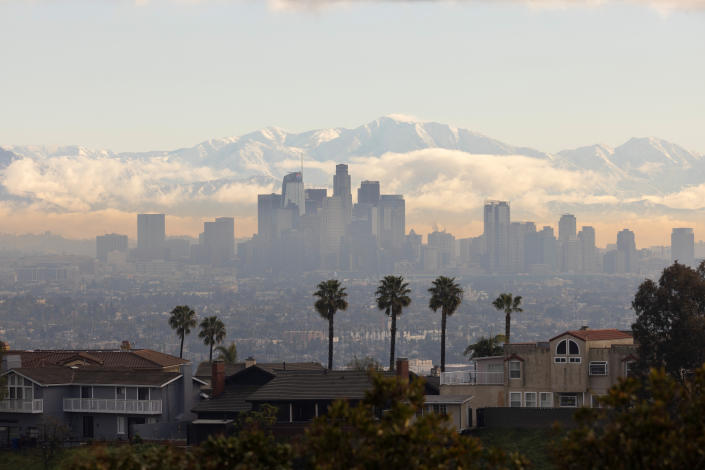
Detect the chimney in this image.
<box><xmin>0</xmin><ymin>341</ymin><xmax>9</xmax><ymax>352</ymax></box>
<box><xmin>212</xmin><ymin>360</ymin><xmax>225</xmax><ymax>398</ymax></box>
<box><xmin>245</xmin><ymin>356</ymin><xmax>256</xmax><ymax>368</ymax></box>
<box><xmin>396</xmin><ymin>357</ymin><xmax>409</xmax><ymax>382</ymax></box>
<box><xmin>580</xmin><ymin>325</ymin><xmax>589</xmax><ymax>331</ymax></box>
<box><xmin>120</xmin><ymin>340</ymin><xmax>131</xmax><ymax>351</ymax></box>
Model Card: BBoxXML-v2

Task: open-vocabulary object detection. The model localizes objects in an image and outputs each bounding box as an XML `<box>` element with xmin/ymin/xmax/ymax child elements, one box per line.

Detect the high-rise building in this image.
<box><xmin>578</xmin><ymin>226</ymin><xmax>597</xmax><ymax>272</ymax></box>
<box><xmin>320</xmin><ymin>196</ymin><xmax>346</xmax><ymax>268</ymax></box>
<box><xmin>282</xmin><ymin>172</ymin><xmax>305</xmax><ymax>216</ymax></box>
<box><xmin>483</xmin><ymin>200</ymin><xmax>510</xmax><ymax>272</ymax></box>
<box><xmin>427</xmin><ymin>230</ymin><xmax>456</xmax><ymax>268</ymax></box>
<box><xmin>258</xmin><ymin>193</ymin><xmax>282</xmax><ymax>240</ymax></box>
<box><xmin>136</xmin><ymin>214</ymin><xmax>165</xmax><ymax>259</ymax></box>
<box><xmin>558</xmin><ymin>214</ymin><xmax>577</xmax><ymax>242</ymax></box>
<box><xmin>357</xmin><ymin>181</ymin><xmax>380</xmax><ymax>205</ymax></box>
<box><xmin>96</xmin><ymin>233</ymin><xmax>128</xmax><ymax>262</ymax></box>
<box><xmin>509</xmin><ymin>221</ymin><xmax>536</xmax><ymax>273</ymax></box>
<box><xmin>334</xmin><ymin>164</ymin><xmax>352</xmax><ymax>222</ymax></box>
<box><xmin>671</xmin><ymin>228</ymin><xmax>695</xmax><ymax>266</ymax></box>
<box><xmin>378</xmin><ymin>195</ymin><xmax>405</xmax><ymax>252</ymax></box>
<box><xmin>199</xmin><ymin>217</ymin><xmax>235</xmax><ymax>265</ymax></box>
<box><xmin>617</xmin><ymin>229</ymin><xmax>637</xmax><ymax>273</ymax></box>
<box><xmin>305</xmin><ymin>188</ymin><xmax>327</xmax><ymax>215</ymax></box>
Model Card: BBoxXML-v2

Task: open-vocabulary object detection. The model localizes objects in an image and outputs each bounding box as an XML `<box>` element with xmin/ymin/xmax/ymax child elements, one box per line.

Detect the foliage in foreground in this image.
<box><xmin>57</xmin><ymin>373</ymin><xmax>527</xmax><ymax>470</ymax></box>
<box><xmin>554</xmin><ymin>366</ymin><xmax>705</xmax><ymax>469</ymax></box>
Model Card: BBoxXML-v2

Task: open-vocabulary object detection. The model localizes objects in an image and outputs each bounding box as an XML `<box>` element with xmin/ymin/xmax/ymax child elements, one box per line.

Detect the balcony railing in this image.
<box><xmin>63</xmin><ymin>398</ymin><xmax>162</xmax><ymax>415</ymax></box>
<box><xmin>440</xmin><ymin>370</ymin><xmax>504</xmax><ymax>386</ymax></box>
<box><xmin>0</xmin><ymin>399</ymin><xmax>44</xmax><ymax>413</ymax></box>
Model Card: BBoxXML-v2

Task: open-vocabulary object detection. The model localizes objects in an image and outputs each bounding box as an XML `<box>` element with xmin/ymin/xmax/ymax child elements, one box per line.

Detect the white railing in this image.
<box><xmin>0</xmin><ymin>399</ymin><xmax>44</xmax><ymax>413</ymax></box>
<box><xmin>440</xmin><ymin>370</ymin><xmax>504</xmax><ymax>386</ymax></box>
<box><xmin>63</xmin><ymin>398</ymin><xmax>162</xmax><ymax>415</ymax></box>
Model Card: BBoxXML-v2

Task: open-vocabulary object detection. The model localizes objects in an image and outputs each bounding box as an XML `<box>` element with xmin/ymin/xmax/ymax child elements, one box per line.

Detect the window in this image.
<box><xmin>7</xmin><ymin>374</ymin><xmax>33</xmax><ymax>401</ymax></box>
<box><xmin>555</xmin><ymin>338</ymin><xmax>581</xmax><ymax>364</ymax></box>
<box><xmin>589</xmin><ymin>361</ymin><xmax>608</xmax><ymax>376</ymax></box>
<box><xmin>431</xmin><ymin>404</ymin><xmax>447</xmax><ymax>415</ymax></box>
<box><xmin>510</xmin><ymin>392</ymin><xmax>522</xmax><ymax>407</ymax></box>
<box><xmin>138</xmin><ymin>387</ymin><xmax>150</xmax><ymax>401</ymax></box>
<box><xmin>525</xmin><ymin>392</ymin><xmax>537</xmax><ymax>408</ymax></box>
<box><xmin>625</xmin><ymin>361</ymin><xmax>636</xmax><ymax>377</ymax></box>
<box><xmin>509</xmin><ymin>361</ymin><xmax>521</xmax><ymax>379</ymax></box>
<box><xmin>116</xmin><ymin>387</ymin><xmax>126</xmax><ymax>400</ymax></box>
<box><xmin>559</xmin><ymin>394</ymin><xmax>578</xmax><ymax>407</ymax></box>
<box><xmin>540</xmin><ymin>392</ymin><xmax>553</xmax><ymax>408</ymax></box>
<box><xmin>81</xmin><ymin>386</ymin><xmax>93</xmax><ymax>399</ymax></box>
<box><xmin>117</xmin><ymin>416</ymin><xmax>127</xmax><ymax>435</ymax></box>
<box><xmin>591</xmin><ymin>395</ymin><xmax>603</xmax><ymax>408</ymax></box>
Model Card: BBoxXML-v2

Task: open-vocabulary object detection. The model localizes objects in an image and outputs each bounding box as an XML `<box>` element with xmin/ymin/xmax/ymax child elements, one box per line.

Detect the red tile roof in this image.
<box><xmin>6</xmin><ymin>349</ymin><xmax>187</xmax><ymax>369</ymax></box>
<box><xmin>550</xmin><ymin>329</ymin><xmax>633</xmax><ymax>342</ymax></box>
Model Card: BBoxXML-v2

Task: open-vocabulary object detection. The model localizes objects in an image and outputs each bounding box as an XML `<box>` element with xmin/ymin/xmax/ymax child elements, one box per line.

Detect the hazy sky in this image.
<box><xmin>1</xmin><ymin>0</ymin><xmax>704</xmax><ymax>154</ymax></box>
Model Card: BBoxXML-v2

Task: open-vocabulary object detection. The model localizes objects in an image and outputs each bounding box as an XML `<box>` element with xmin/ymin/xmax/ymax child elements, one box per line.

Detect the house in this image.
<box><xmin>0</xmin><ymin>348</ymin><xmax>204</xmax><ymax>441</ymax></box>
<box><xmin>440</xmin><ymin>328</ymin><xmax>638</xmax><ymax>426</ymax></box>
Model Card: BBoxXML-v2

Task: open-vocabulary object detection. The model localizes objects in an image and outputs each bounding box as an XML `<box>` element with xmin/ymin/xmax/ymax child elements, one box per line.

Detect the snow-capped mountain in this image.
<box><xmin>1</xmin><ymin>115</ymin><xmax>703</xmax><ymax>222</ymax></box>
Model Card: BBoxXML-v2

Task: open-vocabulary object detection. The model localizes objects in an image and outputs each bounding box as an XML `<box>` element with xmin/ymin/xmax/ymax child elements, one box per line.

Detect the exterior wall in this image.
<box><xmin>439</xmin><ymin>385</ymin><xmax>503</xmax><ymax>427</ymax></box>
<box><xmin>549</xmin><ymin>336</ymin><xmax>588</xmax><ymax>392</ymax></box>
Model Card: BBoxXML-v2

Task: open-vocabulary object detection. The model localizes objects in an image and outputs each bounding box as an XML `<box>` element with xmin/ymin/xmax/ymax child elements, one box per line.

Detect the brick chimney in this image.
<box><xmin>212</xmin><ymin>360</ymin><xmax>225</xmax><ymax>398</ymax></box>
<box><xmin>396</xmin><ymin>357</ymin><xmax>409</xmax><ymax>382</ymax></box>
<box><xmin>120</xmin><ymin>340</ymin><xmax>131</xmax><ymax>351</ymax></box>
<box><xmin>245</xmin><ymin>356</ymin><xmax>256</xmax><ymax>368</ymax></box>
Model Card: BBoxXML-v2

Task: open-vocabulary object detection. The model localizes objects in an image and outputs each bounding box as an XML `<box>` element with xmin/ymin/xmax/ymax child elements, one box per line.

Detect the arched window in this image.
<box><xmin>555</xmin><ymin>339</ymin><xmax>581</xmax><ymax>363</ymax></box>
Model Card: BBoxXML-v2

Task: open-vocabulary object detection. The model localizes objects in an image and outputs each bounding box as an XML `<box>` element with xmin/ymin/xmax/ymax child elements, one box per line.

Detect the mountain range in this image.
<box><xmin>1</xmin><ymin>115</ymin><xmax>704</xmax><ymax>230</ymax></box>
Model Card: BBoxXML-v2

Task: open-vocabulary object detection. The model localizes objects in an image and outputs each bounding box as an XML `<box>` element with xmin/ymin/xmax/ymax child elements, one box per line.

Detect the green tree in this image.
<box><xmin>554</xmin><ymin>366</ymin><xmax>705</xmax><ymax>470</ymax></box>
<box><xmin>302</xmin><ymin>371</ymin><xmax>528</xmax><ymax>470</ymax></box>
<box><xmin>464</xmin><ymin>334</ymin><xmax>506</xmax><ymax>359</ymax></box>
<box><xmin>375</xmin><ymin>275</ymin><xmax>412</xmax><ymax>371</ymax></box>
<box><xmin>632</xmin><ymin>261</ymin><xmax>705</xmax><ymax>378</ymax></box>
<box><xmin>214</xmin><ymin>342</ymin><xmax>238</xmax><ymax>365</ymax></box>
<box><xmin>492</xmin><ymin>293</ymin><xmax>523</xmax><ymax>344</ymax></box>
<box><xmin>313</xmin><ymin>279</ymin><xmax>348</xmax><ymax>370</ymax></box>
<box><xmin>199</xmin><ymin>316</ymin><xmax>226</xmax><ymax>363</ymax></box>
<box><xmin>428</xmin><ymin>276</ymin><xmax>464</xmax><ymax>372</ymax></box>
<box><xmin>168</xmin><ymin>305</ymin><xmax>197</xmax><ymax>359</ymax></box>
<box><xmin>347</xmin><ymin>355</ymin><xmax>382</xmax><ymax>371</ymax></box>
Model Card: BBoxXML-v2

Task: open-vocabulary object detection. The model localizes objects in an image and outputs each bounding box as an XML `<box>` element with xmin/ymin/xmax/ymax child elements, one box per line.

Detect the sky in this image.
<box><xmin>0</xmin><ymin>0</ymin><xmax>704</xmax><ymax>246</ymax></box>
<box><xmin>0</xmin><ymin>0</ymin><xmax>704</xmax><ymax>154</ymax></box>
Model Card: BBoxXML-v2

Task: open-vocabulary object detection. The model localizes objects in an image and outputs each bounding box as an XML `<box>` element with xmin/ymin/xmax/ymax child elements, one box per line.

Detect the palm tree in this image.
<box><xmin>168</xmin><ymin>305</ymin><xmax>197</xmax><ymax>359</ymax></box>
<box><xmin>428</xmin><ymin>276</ymin><xmax>464</xmax><ymax>373</ymax></box>
<box><xmin>492</xmin><ymin>293</ymin><xmax>523</xmax><ymax>344</ymax></box>
<box><xmin>375</xmin><ymin>275</ymin><xmax>411</xmax><ymax>371</ymax></box>
<box><xmin>215</xmin><ymin>342</ymin><xmax>238</xmax><ymax>365</ymax></box>
<box><xmin>463</xmin><ymin>334</ymin><xmax>506</xmax><ymax>359</ymax></box>
<box><xmin>199</xmin><ymin>316</ymin><xmax>226</xmax><ymax>363</ymax></box>
<box><xmin>313</xmin><ymin>280</ymin><xmax>348</xmax><ymax>370</ymax></box>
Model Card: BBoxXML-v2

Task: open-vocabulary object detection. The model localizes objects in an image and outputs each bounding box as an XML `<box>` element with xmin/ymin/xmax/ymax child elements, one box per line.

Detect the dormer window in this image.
<box><xmin>554</xmin><ymin>339</ymin><xmax>581</xmax><ymax>363</ymax></box>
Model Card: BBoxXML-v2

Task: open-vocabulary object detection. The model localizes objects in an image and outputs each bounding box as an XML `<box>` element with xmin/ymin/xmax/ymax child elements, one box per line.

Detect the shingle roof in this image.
<box><xmin>192</xmin><ymin>384</ymin><xmax>261</xmax><ymax>413</ymax></box>
<box><xmin>6</xmin><ymin>367</ymin><xmax>181</xmax><ymax>387</ymax></box>
<box><xmin>246</xmin><ymin>370</ymin><xmax>374</xmax><ymax>402</ymax></box>
<box><xmin>550</xmin><ymin>329</ymin><xmax>633</xmax><ymax>342</ymax></box>
<box><xmin>194</xmin><ymin>361</ymin><xmax>324</xmax><ymax>380</ymax></box>
<box><xmin>6</xmin><ymin>349</ymin><xmax>188</xmax><ymax>369</ymax></box>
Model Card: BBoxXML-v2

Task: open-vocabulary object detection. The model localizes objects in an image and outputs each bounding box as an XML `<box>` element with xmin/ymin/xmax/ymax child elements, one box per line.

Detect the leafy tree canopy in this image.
<box><xmin>464</xmin><ymin>335</ymin><xmax>506</xmax><ymax>359</ymax></box>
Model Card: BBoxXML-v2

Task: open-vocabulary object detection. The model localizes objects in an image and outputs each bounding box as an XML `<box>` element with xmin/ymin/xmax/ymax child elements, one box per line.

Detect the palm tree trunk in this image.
<box><xmin>441</xmin><ymin>310</ymin><xmax>447</xmax><ymax>373</ymax></box>
<box><xmin>179</xmin><ymin>334</ymin><xmax>184</xmax><ymax>359</ymax></box>
<box><xmin>328</xmin><ymin>315</ymin><xmax>334</xmax><ymax>370</ymax></box>
<box><xmin>505</xmin><ymin>311</ymin><xmax>511</xmax><ymax>345</ymax></box>
<box><xmin>390</xmin><ymin>311</ymin><xmax>397</xmax><ymax>371</ymax></box>
<box><xmin>209</xmin><ymin>343</ymin><xmax>213</xmax><ymax>363</ymax></box>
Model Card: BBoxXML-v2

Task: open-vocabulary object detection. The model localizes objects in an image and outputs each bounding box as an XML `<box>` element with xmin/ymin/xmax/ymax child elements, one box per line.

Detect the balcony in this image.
<box><xmin>63</xmin><ymin>398</ymin><xmax>162</xmax><ymax>415</ymax></box>
<box><xmin>440</xmin><ymin>370</ymin><xmax>504</xmax><ymax>386</ymax></box>
<box><xmin>0</xmin><ymin>399</ymin><xmax>44</xmax><ymax>413</ymax></box>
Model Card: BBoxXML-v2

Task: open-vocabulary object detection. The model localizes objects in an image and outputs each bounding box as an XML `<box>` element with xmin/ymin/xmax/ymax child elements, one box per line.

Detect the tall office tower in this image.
<box><xmin>357</xmin><ymin>181</ymin><xmax>380</xmax><ymax>205</ymax></box>
<box><xmin>483</xmin><ymin>200</ymin><xmax>510</xmax><ymax>272</ymax></box>
<box><xmin>96</xmin><ymin>233</ymin><xmax>128</xmax><ymax>262</ymax></box>
<box><xmin>617</xmin><ymin>229</ymin><xmax>637</xmax><ymax>273</ymax></box>
<box><xmin>320</xmin><ymin>196</ymin><xmax>346</xmax><ymax>268</ymax></box>
<box><xmin>281</xmin><ymin>172</ymin><xmax>305</xmax><ymax>216</ymax></box>
<box><xmin>509</xmin><ymin>221</ymin><xmax>536</xmax><ymax>273</ymax></box>
<box><xmin>427</xmin><ymin>230</ymin><xmax>456</xmax><ymax>268</ymax></box>
<box><xmin>578</xmin><ymin>226</ymin><xmax>597</xmax><ymax>272</ymax></box>
<box><xmin>257</xmin><ymin>193</ymin><xmax>282</xmax><ymax>240</ymax></box>
<box><xmin>558</xmin><ymin>214</ymin><xmax>577</xmax><ymax>242</ymax></box>
<box><xmin>671</xmin><ymin>228</ymin><xmax>695</xmax><ymax>266</ymax></box>
<box><xmin>200</xmin><ymin>217</ymin><xmax>235</xmax><ymax>265</ymax></box>
<box><xmin>378</xmin><ymin>195</ymin><xmax>405</xmax><ymax>252</ymax></box>
<box><xmin>334</xmin><ymin>164</ymin><xmax>352</xmax><ymax>222</ymax></box>
<box><xmin>305</xmin><ymin>188</ymin><xmax>327</xmax><ymax>215</ymax></box>
<box><xmin>137</xmin><ymin>213</ymin><xmax>166</xmax><ymax>259</ymax></box>
<box><xmin>524</xmin><ymin>225</ymin><xmax>557</xmax><ymax>272</ymax></box>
